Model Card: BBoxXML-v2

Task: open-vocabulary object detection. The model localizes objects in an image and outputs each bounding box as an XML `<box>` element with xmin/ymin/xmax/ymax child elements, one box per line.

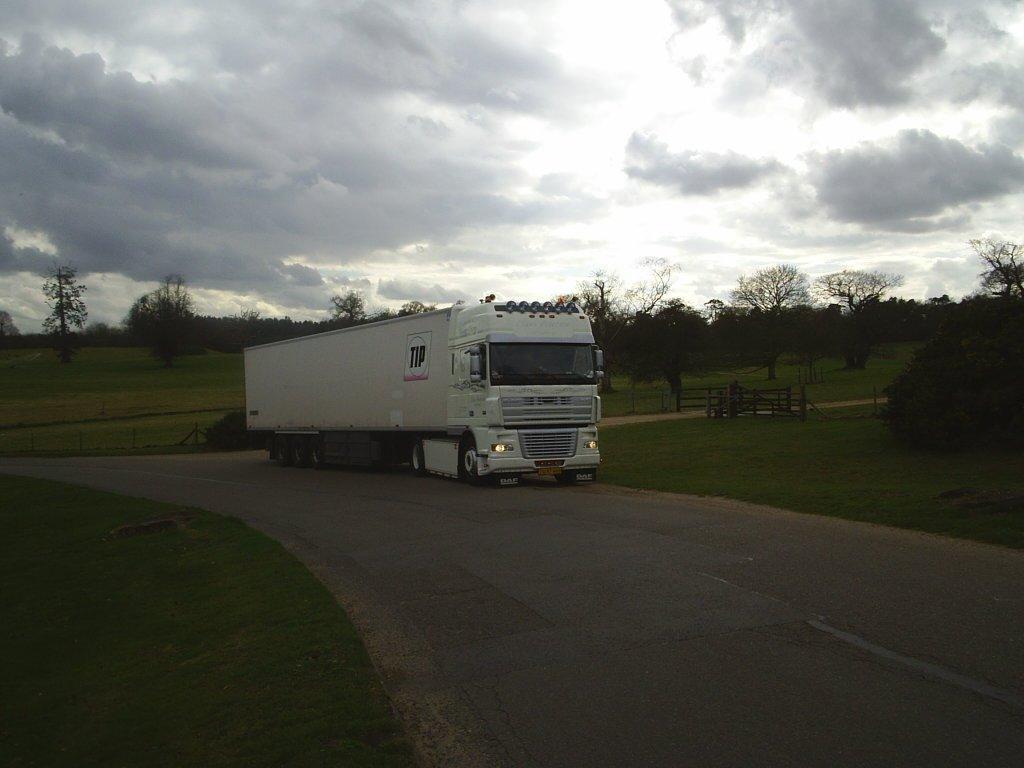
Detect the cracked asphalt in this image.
<box><xmin>3</xmin><ymin>452</ymin><xmax>1022</xmax><ymax>767</ymax></box>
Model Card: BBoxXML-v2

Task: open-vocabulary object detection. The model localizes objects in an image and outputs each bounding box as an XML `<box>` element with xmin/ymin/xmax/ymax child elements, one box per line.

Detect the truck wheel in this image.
<box><xmin>274</xmin><ymin>435</ymin><xmax>292</xmax><ymax>467</ymax></box>
<box><xmin>310</xmin><ymin>437</ymin><xmax>327</xmax><ymax>470</ymax></box>
<box><xmin>458</xmin><ymin>436</ymin><xmax>482</xmax><ymax>485</ymax></box>
<box><xmin>411</xmin><ymin>440</ymin><xmax>427</xmax><ymax>475</ymax></box>
<box><xmin>292</xmin><ymin>436</ymin><xmax>311</xmax><ymax>468</ymax></box>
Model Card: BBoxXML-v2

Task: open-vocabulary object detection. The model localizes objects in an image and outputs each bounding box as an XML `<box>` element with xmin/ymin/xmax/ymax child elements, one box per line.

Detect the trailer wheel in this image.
<box><xmin>458</xmin><ymin>436</ymin><xmax>482</xmax><ymax>485</ymax></box>
<box><xmin>310</xmin><ymin>437</ymin><xmax>327</xmax><ymax>470</ymax></box>
<box><xmin>274</xmin><ymin>435</ymin><xmax>292</xmax><ymax>467</ymax></box>
<box><xmin>411</xmin><ymin>440</ymin><xmax>427</xmax><ymax>475</ymax></box>
<box><xmin>292</xmin><ymin>436</ymin><xmax>311</xmax><ymax>468</ymax></box>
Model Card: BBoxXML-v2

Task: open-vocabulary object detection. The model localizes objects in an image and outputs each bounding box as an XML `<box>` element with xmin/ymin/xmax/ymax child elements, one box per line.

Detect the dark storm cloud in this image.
<box><xmin>0</xmin><ymin>2</ymin><xmax>607</xmax><ymax>310</ymax></box>
<box><xmin>0</xmin><ymin>36</ymin><xmax>254</xmax><ymax>167</ymax></box>
<box><xmin>809</xmin><ymin>129</ymin><xmax>1024</xmax><ymax>229</ymax></box>
<box><xmin>624</xmin><ymin>132</ymin><xmax>783</xmax><ymax>195</ymax></box>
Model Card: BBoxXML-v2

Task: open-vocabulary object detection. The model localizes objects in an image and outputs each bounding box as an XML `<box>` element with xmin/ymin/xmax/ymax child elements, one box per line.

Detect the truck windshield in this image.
<box><xmin>489</xmin><ymin>344</ymin><xmax>595</xmax><ymax>385</ymax></box>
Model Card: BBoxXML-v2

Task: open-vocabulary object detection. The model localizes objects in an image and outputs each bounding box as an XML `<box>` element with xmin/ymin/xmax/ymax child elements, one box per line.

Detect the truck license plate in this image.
<box><xmin>537</xmin><ymin>466</ymin><xmax>563</xmax><ymax>476</ymax></box>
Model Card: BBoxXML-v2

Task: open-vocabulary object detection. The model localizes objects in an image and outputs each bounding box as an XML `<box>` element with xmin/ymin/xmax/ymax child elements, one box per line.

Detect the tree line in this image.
<box><xmin>0</xmin><ymin>268</ymin><xmax>440</xmax><ymax>366</ymax></box>
<box><xmin>2</xmin><ymin>239</ymin><xmax>1021</xmax><ymax>384</ymax></box>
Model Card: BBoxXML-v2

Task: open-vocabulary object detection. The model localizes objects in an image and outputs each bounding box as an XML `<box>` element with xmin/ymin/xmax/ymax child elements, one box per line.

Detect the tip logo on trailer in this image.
<box><xmin>404</xmin><ymin>332</ymin><xmax>431</xmax><ymax>381</ymax></box>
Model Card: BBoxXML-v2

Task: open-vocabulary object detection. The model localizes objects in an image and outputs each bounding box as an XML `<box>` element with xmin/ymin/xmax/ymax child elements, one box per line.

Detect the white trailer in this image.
<box><xmin>245</xmin><ymin>300</ymin><xmax>603</xmax><ymax>486</ymax></box>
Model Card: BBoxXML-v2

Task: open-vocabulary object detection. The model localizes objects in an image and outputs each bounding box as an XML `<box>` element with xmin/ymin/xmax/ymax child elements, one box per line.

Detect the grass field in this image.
<box><xmin>1</xmin><ymin>347</ymin><xmax>244</xmax><ymax>454</ymax></box>
<box><xmin>0</xmin><ymin>347</ymin><xmax>243</xmax><ymax>427</ymax></box>
<box><xmin>0</xmin><ymin>475</ymin><xmax>413</xmax><ymax>767</ymax></box>
<box><xmin>599</xmin><ymin>342</ymin><xmax>915</xmax><ymax>416</ymax></box>
<box><xmin>599</xmin><ymin>408</ymin><xmax>1024</xmax><ymax>548</ymax></box>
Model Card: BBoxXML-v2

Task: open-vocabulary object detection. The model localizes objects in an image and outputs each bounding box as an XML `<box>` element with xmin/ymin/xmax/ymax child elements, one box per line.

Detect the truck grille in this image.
<box><xmin>520</xmin><ymin>429</ymin><xmax>578</xmax><ymax>459</ymax></box>
<box><xmin>501</xmin><ymin>396</ymin><xmax>592</xmax><ymax>425</ymax></box>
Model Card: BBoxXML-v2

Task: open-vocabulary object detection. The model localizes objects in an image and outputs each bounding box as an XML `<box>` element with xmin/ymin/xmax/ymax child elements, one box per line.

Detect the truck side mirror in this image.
<box><xmin>468</xmin><ymin>347</ymin><xmax>483</xmax><ymax>383</ymax></box>
<box><xmin>594</xmin><ymin>348</ymin><xmax>605</xmax><ymax>380</ymax></box>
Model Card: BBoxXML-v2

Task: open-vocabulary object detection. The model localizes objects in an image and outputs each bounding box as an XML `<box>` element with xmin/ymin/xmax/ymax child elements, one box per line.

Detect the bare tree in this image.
<box><xmin>729</xmin><ymin>264</ymin><xmax>811</xmax><ymax>379</ymax></box>
<box><xmin>330</xmin><ymin>290</ymin><xmax>366</xmax><ymax>324</ymax></box>
<box><xmin>813</xmin><ymin>269</ymin><xmax>904</xmax><ymax>369</ymax></box>
<box><xmin>0</xmin><ymin>310</ymin><xmax>19</xmax><ymax>338</ymax></box>
<box><xmin>575</xmin><ymin>259</ymin><xmax>677</xmax><ymax>391</ymax></box>
<box><xmin>731</xmin><ymin>264</ymin><xmax>810</xmax><ymax>314</ymax></box>
<box><xmin>813</xmin><ymin>269</ymin><xmax>903</xmax><ymax>313</ymax></box>
<box><xmin>42</xmin><ymin>264</ymin><xmax>88</xmax><ymax>363</ymax></box>
<box><xmin>971</xmin><ymin>239</ymin><xmax>1023</xmax><ymax>299</ymax></box>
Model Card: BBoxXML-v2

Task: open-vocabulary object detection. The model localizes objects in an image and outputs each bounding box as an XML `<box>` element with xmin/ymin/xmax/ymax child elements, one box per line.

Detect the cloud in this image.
<box><xmin>667</xmin><ymin>0</ymin><xmax>947</xmax><ymax>107</ymax></box>
<box><xmin>377</xmin><ymin>278</ymin><xmax>466</xmax><ymax>303</ymax></box>
<box><xmin>0</xmin><ymin>23</ymin><xmax>607</xmax><ymax>313</ymax></box>
<box><xmin>786</xmin><ymin>0</ymin><xmax>945</xmax><ymax>107</ymax></box>
<box><xmin>624</xmin><ymin>132</ymin><xmax>784</xmax><ymax>195</ymax></box>
<box><xmin>947</xmin><ymin>63</ymin><xmax>1024</xmax><ymax>108</ymax></box>
<box><xmin>808</xmin><ymin>129</ymin><xmax>1024</xmax><ymax>229</ymax></box>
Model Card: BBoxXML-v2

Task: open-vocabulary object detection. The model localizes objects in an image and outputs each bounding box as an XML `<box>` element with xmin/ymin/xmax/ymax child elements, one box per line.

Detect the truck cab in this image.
<box><xmin>445</xmin><ymin>300</ymin><xmax>602</xmax><ymax>484</ymax></box>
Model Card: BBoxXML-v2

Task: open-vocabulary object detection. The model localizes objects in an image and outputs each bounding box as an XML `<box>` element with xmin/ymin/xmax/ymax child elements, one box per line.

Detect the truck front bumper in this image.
<box><xmin>476</xmin><ymin>452</ymin><xmax>600</xmax><ymax>476</ymax></box>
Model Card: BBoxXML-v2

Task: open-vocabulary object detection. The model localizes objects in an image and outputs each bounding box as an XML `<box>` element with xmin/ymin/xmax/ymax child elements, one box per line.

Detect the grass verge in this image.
<box><xmin>0</xmin><ymin>475</ymin><xmax>413</xmax><ymax>767</ymax></box>
<box><xmin>600</xmin><ymin>410</ymin><xmax>1024</xmax><ymax>548</ymax></box>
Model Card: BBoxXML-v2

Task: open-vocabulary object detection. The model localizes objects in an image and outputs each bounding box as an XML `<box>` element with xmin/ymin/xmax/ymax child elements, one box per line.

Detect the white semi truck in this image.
<box><xmin>244</xmin><ymin>299</ymin><xmax>603</xmax><ymax>486</ymax></box>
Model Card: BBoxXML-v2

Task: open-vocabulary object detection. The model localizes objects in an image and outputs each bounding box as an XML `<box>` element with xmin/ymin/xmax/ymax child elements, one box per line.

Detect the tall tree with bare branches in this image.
<box><xmin>575</xmin><ymin>258</ymin><xmax>676</xmax><ymax>391</ymax></box>
<box><xmin>814</xmin><ymin>269</ymin><xmax>903</xmax><ymax>369</ymax></box>
<box><xmin>971</xmin><ymin>239</ymin><xmax>1023</xmax><ymax>299</ymax></box>
<box><xmin>42</xmin><ymin>264</ymin><xmax>88</xmax><ymax>363</ymax></box>
<box><xmin>731</xmin><ymin>264</ymin><xmax>810</xmax><ymax>379</ymax></box>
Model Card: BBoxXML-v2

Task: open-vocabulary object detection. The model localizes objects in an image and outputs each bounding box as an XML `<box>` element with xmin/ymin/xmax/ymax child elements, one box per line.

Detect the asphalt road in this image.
<box><xmin>3</xmin><ymin>453</ymin><xmax>1022</xmax><ymax>767</ymax></box>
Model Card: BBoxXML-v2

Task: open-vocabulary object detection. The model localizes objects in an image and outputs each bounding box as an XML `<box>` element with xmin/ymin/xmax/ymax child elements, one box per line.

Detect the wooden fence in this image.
<box><xmin>616</xmin><ymin>382</ymin><xmax>807</xmax><ymax>420</ymax></box>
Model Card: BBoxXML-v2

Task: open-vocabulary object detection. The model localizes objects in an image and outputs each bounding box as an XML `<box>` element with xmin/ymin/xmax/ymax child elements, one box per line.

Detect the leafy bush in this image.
<box><xmin>882</xmin><ymin>298</ymin><xmax>1024</xmax><ymax>449</ymax></box>
<box><xmin>204</xmin><ymin>411</ymin><xmax>249</xmax><ymax>450</ymax></box>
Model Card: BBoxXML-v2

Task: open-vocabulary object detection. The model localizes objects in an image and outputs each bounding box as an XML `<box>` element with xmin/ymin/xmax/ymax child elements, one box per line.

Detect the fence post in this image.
<box><xmin>799</xmin><ymin>385</ymin><xmax>807</xmax><ymax>421</ymax></box>
<box><xmin>676</xmin><ymin>389</ymin><xmax>682</xmax><ymax>413</ymax></box>
<box><xmin>631</xmin><ymin>386</ymin><xmax>636</xmax><ymax>414</ymax></box>
<box><xmin>727</xmin><ymin>381</ymin><xmax>738</xmax><ymax>418</ymax></box>
<box><xmin>873</xmin><ymin>386</ymin><xmax>878</xmax><ymax>415</ymax></box>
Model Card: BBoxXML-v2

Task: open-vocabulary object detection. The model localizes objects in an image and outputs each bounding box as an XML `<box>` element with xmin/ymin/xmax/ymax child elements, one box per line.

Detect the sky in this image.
<box><xmin>1</xmin><ymin>0</ymin><xmax>1022</xmax><ymax>332</ymax></box>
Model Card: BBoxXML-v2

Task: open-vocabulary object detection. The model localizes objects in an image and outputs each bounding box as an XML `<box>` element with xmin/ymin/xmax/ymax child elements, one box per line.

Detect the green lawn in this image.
<box><xmin>0</xmin><ymin>347</ymin><xmax>243</xmax><ymax>427</ymax></box>
<box><xmin>0</xmin><ymin>475</ymin><xmax>413</xmax><ymax>768</ymax></box>
<box><xmin>599</xmin><ymin>408</ymin><xmax>1024</xmax><ymax>548</ymax></box>
<box><xmin>600</xmin><ymin>343</ymin><xmax>915</xmax><ymax>416</ymax></box>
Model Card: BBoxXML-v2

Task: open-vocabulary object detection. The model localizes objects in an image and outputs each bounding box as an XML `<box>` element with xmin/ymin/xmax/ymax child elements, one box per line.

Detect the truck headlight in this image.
<box><xmin>490</xmin><ymin>443</ymin><xmax>515</xmax><ymax>453</ymax></box>
<box><xmin>584</xmin><ymin>439</ymin><xmax>598</xmax><ymax>450</ymax></box>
